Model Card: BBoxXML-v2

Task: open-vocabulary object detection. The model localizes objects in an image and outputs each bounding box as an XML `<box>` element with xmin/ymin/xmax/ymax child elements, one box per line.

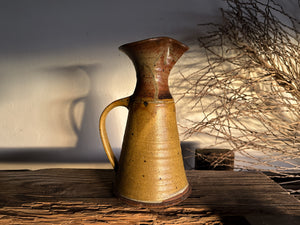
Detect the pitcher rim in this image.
<box><xmin>119</xmin><ymin>36</ymin><xmax>189</xmax><ymax>51</ymax></box>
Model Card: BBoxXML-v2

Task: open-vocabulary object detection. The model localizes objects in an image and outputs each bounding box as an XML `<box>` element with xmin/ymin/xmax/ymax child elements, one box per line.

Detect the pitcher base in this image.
<box><xmin>115</xmin><ymin>185</ymin><xmax>192</xmax><ymax>208</ymax></box>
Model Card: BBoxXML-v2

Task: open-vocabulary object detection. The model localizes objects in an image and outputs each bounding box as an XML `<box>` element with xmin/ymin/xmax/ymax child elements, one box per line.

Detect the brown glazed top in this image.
<box><xmin>119</xmin><ymin>37</ymin><xmax>189</xmax><ymax>100</ymax></box>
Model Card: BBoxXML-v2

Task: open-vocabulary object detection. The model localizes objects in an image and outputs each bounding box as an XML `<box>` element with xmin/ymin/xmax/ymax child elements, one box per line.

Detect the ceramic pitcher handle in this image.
<box><xmin>99</xmin><ymin>97</ymin><xmax>130</xmax><ymax>171</ymax></box>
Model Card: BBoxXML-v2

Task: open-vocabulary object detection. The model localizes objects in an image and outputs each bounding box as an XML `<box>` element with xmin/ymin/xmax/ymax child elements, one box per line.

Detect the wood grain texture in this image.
<box><xmin>266</xmin><ymin>173</ymin><xmax>300</xmax><ymax>201</ymax></box>
<box><xmin>0</xmin><ymin>169</ymin><xmax>300</xmax><ymax>224</ymax></box>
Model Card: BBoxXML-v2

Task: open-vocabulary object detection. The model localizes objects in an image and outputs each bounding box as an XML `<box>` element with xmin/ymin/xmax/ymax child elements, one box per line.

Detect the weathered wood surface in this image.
<box><xmin>0</xmin><ymin>169</ymin><xmax>300</xmax><ymax>224</ymax></box>
<box><xmin>267</xmin><ymin>173</ymin><xmax>300</xmax><ymax>201</ymax></box>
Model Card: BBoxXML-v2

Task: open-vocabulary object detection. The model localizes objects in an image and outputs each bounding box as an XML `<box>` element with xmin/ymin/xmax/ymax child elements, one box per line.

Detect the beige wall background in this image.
<box><xmin>0</xmin><ymin>0</ymin><xmax>224</xmax><ymax>166</ymax></box>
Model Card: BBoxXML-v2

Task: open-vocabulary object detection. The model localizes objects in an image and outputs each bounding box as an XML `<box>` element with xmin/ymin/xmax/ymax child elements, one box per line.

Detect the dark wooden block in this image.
<box><xmin>195</xmin><ymin>148</ymin><xmax>234</xmax><ymax>170</ymax></box>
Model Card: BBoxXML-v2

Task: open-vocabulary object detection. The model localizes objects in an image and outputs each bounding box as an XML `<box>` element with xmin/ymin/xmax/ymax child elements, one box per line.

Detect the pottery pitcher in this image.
<box><xmin>99</xmin><ymin>37</ymin><xmax>191</xmax><ymax>207</ymax></box>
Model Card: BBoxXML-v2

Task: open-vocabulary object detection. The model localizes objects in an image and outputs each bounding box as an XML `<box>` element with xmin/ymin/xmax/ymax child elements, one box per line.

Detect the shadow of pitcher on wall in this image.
<box><xmin>99</xmin><ymin>37</ymin><xmax>191</xmax><ymax>207</ymax></box>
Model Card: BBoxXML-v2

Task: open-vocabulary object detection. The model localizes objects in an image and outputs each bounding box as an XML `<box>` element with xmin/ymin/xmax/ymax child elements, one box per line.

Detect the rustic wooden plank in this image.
<box><xmin>0</xmin><ymin>169</ymin><xmax>300</xmax><ymax>224</ymax></box>
<box><xmin>0</xmin><ymin>169</ymin><xmax>114</xmax><ymax>203</ymax></box>
<box><xmin>266</xmin><ymin>173</ymin><xmax>300</xmax><ymax>201</ymax></box>
<box><xmin>0</xmin><ymin>202</ymin><xmax>224</xmax><ymax>225</ymax></box>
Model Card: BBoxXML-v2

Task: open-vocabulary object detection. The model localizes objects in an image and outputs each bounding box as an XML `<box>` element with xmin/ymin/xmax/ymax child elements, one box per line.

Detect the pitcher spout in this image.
<box><xmin>119</xmin><ymin>37</ymin><xmax>189</xmax><ymax>100</ymax></box>
<box><xmin>119</xmin><ymin>37</ymin><xmax>189</xmax><ymax>65</ymax></box>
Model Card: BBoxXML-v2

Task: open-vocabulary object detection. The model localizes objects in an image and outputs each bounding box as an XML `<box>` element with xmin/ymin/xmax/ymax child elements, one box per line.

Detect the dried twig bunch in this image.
<box><xmin>177</xmin><ymin>0</ymin><xmax>300</xmax><ymax>173</ymax></box>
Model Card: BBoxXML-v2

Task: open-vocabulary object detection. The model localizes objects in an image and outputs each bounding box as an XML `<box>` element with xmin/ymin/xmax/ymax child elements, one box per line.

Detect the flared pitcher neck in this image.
<box><xmin>119</xmin><ymin>37</ymin><xmax>189</xmax><ymax>100</ymax></box>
